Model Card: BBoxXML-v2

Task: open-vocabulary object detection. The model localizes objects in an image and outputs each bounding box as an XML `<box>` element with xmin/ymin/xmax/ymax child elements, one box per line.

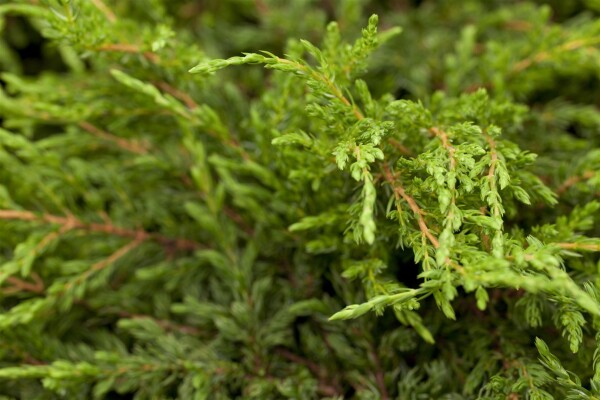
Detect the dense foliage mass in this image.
<box><xmin>0</xmin><ymin>0</ymin><xmax>599</xmax><ymax>398</ymax></box>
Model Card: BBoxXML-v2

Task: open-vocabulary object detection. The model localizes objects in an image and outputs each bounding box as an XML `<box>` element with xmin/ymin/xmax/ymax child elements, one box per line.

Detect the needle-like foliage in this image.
<box><xmin>0</xmin><ymin>0</ymin><xmax>599</xmax><ymax>398</ymax></box>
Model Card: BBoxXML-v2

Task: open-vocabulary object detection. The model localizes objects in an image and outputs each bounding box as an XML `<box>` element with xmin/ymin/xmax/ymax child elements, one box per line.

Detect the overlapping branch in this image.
<box><xmin>275</xmin><ymin>57</ymin><xmax>365</xmax><ymax>121</ymax></box>
<box><xmin>485</xmin><ymin>135</ymin><xmax>500</xmax><ymax>211</ymax></box>
<box><xmin>382</xmin><ymin>163</ymin><xmax>439</xmax><ymax>249</ymax></box>
<box><xmin>0</xmin><ymin>209</ymin><xmax>203</xmax><ymax>253</ymax></box>
<box><xmin>430</xmin><ymin>126</ymin><xmax>459</xmax><ymax>238</ymax></box>
<box><xmin>557</xmin><ymin>242</ymin><xmax>600</xmax><ymax>252</ymax></box>
<box><xmin>153</xmin><ymin>81</ymin><xmax>198</xmax><ymax>110</ymax></box>
<box><xmin>79</xmin><ymin>121</ymin><xmax>150</xmax><ymax>154</ymax></box>
<box><xmin>62</xmin><ymin>239</ymin><xmax>142</xmax><ymax>293</ymax></box>
<box><xmin>430</xmin><ymin>127</ymin><xmax>456</xmax><ymax>169</ymax></box>
<box><xmin>368</xmin><ymin>344</ymin><xmax>389</xmax><ymax>400</ymax></box>
<box><xmin>512</xmin><ymin>36</ymin><xmax>600</xmax><ymax>73</ymax></box>
<box><xmin>275</xmin><ymin>348</ymin><xmax>343</xmax><ymax>397</ymax></box>
<box><xmin>96</xmin><ymin>43</ymin><xmax>160</xmax><ymax>63</ymax></box>
<box><xmin>556</xmin><ymin>170</ymin><xmax>595</xmax><ymax>195</ymax></box>
<box><xmin>0</xmin><ymin>209</ymin><xmax>203</xmax><ymax>300</ymax></box>
<box><xmin>90</xmin><ymin>0</ymin><xmax>116</xmax><ymax>23</ymax></box>
<box><xmin>4</xmin><ymin>273</ymin><xmax>44</xmax><ymax>295</ymax></box>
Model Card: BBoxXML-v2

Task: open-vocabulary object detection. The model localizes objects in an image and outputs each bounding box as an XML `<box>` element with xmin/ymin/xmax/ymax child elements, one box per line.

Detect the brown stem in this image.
<box><xmin>504</xmin><ymin>20</ymin><xmax>533</xmax><ymax>32</ymax></box>
<box><xmin>23</xmin><ymin>354</ymin><xmax>47</xmax><ymax>365</ymax></box>
<box><xmin>430</xmin><ymin>127</ymin><xmax>456</xmax><ymax>169</ymax></box>
<box><xmin>369</xmin><ymin>346</ymin><xmax>389</xmax><ymax>400</ymax></box>
<box><xmin>276</xmin><ymin>348</ymin><xmax>321</xmax><ymax>376</ymax></box>
<box><xmin>79</xmin><ymin>121</ymin><xmax>149</xmax><ymax>154</ymax></box>
<box><xmin>275</xmin><ymin>348</ymin><xmax>342</xmax><ymax>397</ymax></box>
<box><xmin>154</xmin><ymin>81</ymin><xmax>198</xmax><ymax>110</ymax></box>
<box><xmin>480</xmin><ymin>207</ymin><xmax>491</xmax><ymax>251</ymax></box>
<box><xmin>383</xmin><ymin>164</ymin><xmax>439</xmax><ymax>248</ymax></box>
<box><xmin>222</xmin><ymin>206</ymin><xmax>254</xmax><ymax>236</ymax></box>
<box><xmin>430</xmin><ymin>127</ymin><xmax>460</xmax><ymax>245</ymax></box>
<box><xmin>115</xmin><ymin>310</ymin><xmax>202</xmax><ymax>335</ymax></box>
<box><xmin>276</xmin><ymin>57</ymin><xmax>364</xmax><ymax>120</ymax></box>
<box><xmin>73</xmin><ymin>299</ymin><xmax>206</xmax><ymax>336</ymax></box>
<box><xmin>2</xmin><ymin>229</ymin><xmax>62</xmax><ymax>294</ymax></box>
<box><xmin>0</xmin><ymin>209</ymin><xmax>204</xmax><ymax>253</ymax></box>
<box><xmin>4</xmin><ymin>272</ymin><xmax>45</xmax><ymax>294</ymax></box>
<box><xmin>177</xmin><ymin>107</ymin><xmax>251</xmax><ymax>161</ymax></box>
<box><xmin>90</xmin><ymin>0</ymin><xmax>116</xmax><ymax>23</ymax></box>
<box><xmin>485</xmin><ymin>136</ymin><xmax>498</xmax><ymax>191</ymax></box>
<box><xmin>556</xmin><ymin>170</ymin><xmax>595</xmax><ymax>195</ymax></box>
<box><xmin>63</xmin><ymin>239</ymin><xmax>142</xmax><ymax>292</ymax></box>
<box><xmin>254</xmin><ymin>0</ymin><xmax>269</xmax><ymax>15</ymax></box>
<box><xmin>6</xmin><ymin>344</ymin><xmax>47</xmax><ymax>365</ymax></box>
<box><xmin>512</xmin><ymin>36</ymin><xmax>600</xmax><ymax>73</ymax></box>
<box><xmin>388</xmin><ymin>138</ymin><xmax>413</xmax><ymax>157</ymax></box>
<box><xmin>557</xmin><ymin>242</ymin><xmax>600</xmax><ymax>252</ymax></box>
<box><xmin>484</xmin><ymin>134</ymin><xmax>504</xmax><ymax>220</ymax></box>
<box><xmin>96</xmin><ymin>43</ymin><xmax>160</xmax><ymax>63</ymax></box>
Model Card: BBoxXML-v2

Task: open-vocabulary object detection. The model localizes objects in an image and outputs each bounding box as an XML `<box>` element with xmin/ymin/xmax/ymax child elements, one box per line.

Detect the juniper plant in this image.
<box><xmin>0</xmin><ymin>1</ymin><xmax>599</xmax><ymax>399</ymax></box>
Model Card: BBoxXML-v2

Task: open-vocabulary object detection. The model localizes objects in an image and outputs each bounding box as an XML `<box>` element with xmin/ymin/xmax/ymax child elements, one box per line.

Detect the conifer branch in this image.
<box><xmin>485</xmin><ymin>137</ymin><xmax>499</xmax><ymax>211</ymax></box>
<box><xmin>123</xmin><ymin>314</ymin><xmax>201</xmax><ymax>336</ymax></box>
<box><xmin>90</xmin><ymin>0</ymin><xmax>116</xmax><ymax>23</ymax></box>
<box><xmin>504</xmin><ymin>20</ymin><xmax>534</xmax><ymax>32</ymax></box>
<box><xmin>222</xmin><ymin>206</ymin><xmax>255</xmax><ymax>236</ymax></box>
<box><xmin>62</xmin><ymin>239</ymin><xmax>142</xmax><ymax>292</ymax></box>
<box><xmin>484</xmin><ymin>133</ymin><xmax>505</xmax><ymax>255</ymax></box>
<box><xmin>388</xmin><ymin>138</ymin><xmax>414</xmax><ymax>157</ymax></box>
<box><xmin>275</xmin><ymin>57</ymin><xmax>365</xmax><ymax>120</ymax></box>
<box><xmin>4</xmin><ymin>273</ymin><xmax>44</xmax><ymax>295</ymax></box>
<box><xmin>28</xmin><ymin>229</ymin><xmax>64</xmax><ymax>258</ymax></box>
<box><xmin>557</xmin><ymin>242</ymin><xmax>600</xmax><ymax>252</ymax></box>
<box><xmin>96</xmin><ymin>43</ymin><xmax>160</xmax><ymax>63</ymax></box>
<box><xmin>3</xmin><ymin>3</ymin><xmax>600</xmax><ymax>397</ymax></box>
<box><xmin>430</xmin><ymin>127</ymin><xmax>456</xmax><ymax>169</ymax></box>
<box><xmin>275</xmin><ymin>348</ymin><xmax>342</xmax><ymax>397</ymax></box>
<box><xmin>512</xmin><ymin>36</ymin><xmax>600</xmax><ymax>72</ymax></box>
<box><xmin>556</xmin><ymin>170</ymin><xmax>595</xmax><ymax>195</ymax></box>
<box><xmin>78</xmin><ymin>121</ymin><xmax>150</xmax><ymax>154</ymax></box>
<box><xmin>253</xmin><ymin>0</ymin><xmax>269</xmax><ymax>15</ymax></box>
<box><xmin>154</xmin><ymin>81</ymin><xmax>198</xmax><ymax>110</ymax></box>
<box><xmin>0</xmin><ymin>210</ymin><xmax>203</xmax><ymax>252</ymax></box>
<box><xmin>382</xmin><ymin>163</ymin><xmax>440</xmax><ymax>248</ymax></box>
<box><xmin>369</xmin><ymin>345</ymin><xmax>389</xmax><ymax>400</ymax></box>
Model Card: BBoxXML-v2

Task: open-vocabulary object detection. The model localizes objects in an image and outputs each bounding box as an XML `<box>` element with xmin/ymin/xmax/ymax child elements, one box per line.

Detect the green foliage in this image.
<box><xmin>0</xmin><ymin>0</ymin><xmax>599</xmax><ymax>398</ymax></box>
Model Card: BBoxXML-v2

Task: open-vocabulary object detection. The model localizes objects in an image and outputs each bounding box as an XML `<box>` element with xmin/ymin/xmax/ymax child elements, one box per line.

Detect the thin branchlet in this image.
<box><xmin>0</xmin><ymin>210</ymin><xmax>203</xmax><ymax>252</ymax></box>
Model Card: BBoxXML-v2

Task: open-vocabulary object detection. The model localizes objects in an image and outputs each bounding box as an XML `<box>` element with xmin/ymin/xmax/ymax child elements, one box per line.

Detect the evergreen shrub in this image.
<box><xmin>0</xmin><ymin>0</ymin><xmax>600</xmax><ymax>398</ymax></box>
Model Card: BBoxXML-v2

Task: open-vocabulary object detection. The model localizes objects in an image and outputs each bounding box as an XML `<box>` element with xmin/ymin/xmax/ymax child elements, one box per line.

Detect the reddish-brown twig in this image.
<box><xmin>484</xmin><ymin>134</ymin><xmax>504</xmax><ymax>219</ymax></box>
<box><xmin>4</xmin><ymin>272</ymin><xmax>45</xmax><ymax>295</ymax></box>
<box><xmin>512</xmin><ymin>36</ymin><xmax>600</xmax><ymax>73</ymax></box>
<box><xmin>275</xmin><ymin>348</ymin><xmax>342</xmax><ymax>397</ymax></box>
<box><xmin>369</xmin><ymin>345</ymin><xmax>389</xmax><ymax>400</ymax></box>
<box><xmin>0</xmin><ymin>209</ymin><xmax>203</xmax><ymax>253</ymax></box>
<box><xmin>557</xmin><ymin>242</ymin><xmax>600</xmax><ymax>252</ymax></box>
<box><xmin>79</xmin><ymin>121</ymin><xmax>150</xmax><ymax>154</ymax></box>
<box><xmin>254</xmin><ymin>0</ymin><xmax>269</xmax><ymax>15</ymax></box>
<box><xmin>388</xmin><ymin>138</ymin><xmax>414</xmax><ymax>157</ymax></box>
<box><xmin>96</xmin><ymin>43</ymin><xmax>160</xmax><ymax>63</ymax></box>
<box><xmin>556</xmin><ymin>170</ymin><xmax>595</xmax><ymax>195</ymax></box>
<box><xmin>154</xmin><ymin>81</ymin><xmax>198</xmax><ymax>110</ymax></box>
<box><xmin>62</xmin><ymin>239</ymin><xmax>142</xmax><ymax>292</ymax></box>
<box><xmin>382</xmin><ymin>163</ymin><xmax>439</xmax><ymax>248</ymax></box>
<box><xmin>275</xmin><ymin>57</ymin><xmax>364</xmax><ymax>120</ymax></box>
<box><xmin>83</xmin><ymin>304</ymin><xmax>203</xmax><ymax>336</ymax></box>
<box><xmin>430</xmin><ymin>127</ymin><xmax>456</xmax><ymax>169</ymax></box>
<box><xmin>90</xmin><ymin>0</ymin><xmax>116</xmax><ymax>23</ymax></box>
